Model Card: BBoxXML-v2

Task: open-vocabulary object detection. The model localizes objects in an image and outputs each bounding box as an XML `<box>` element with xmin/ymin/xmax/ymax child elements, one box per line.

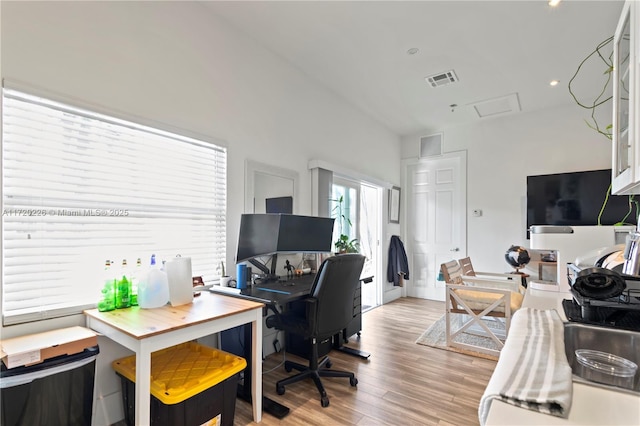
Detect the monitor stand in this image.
<box><xmin>249</xmin><ymin>255</ymin><xmax>280</xmax><ymax>283</ymax></box>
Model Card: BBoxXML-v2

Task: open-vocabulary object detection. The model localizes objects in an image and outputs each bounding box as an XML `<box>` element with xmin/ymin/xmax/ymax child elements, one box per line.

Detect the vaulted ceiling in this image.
<box><xmin>204</xmin><ymin>1</ymin><xmax>623</xmax><ymax>136</ymax></box>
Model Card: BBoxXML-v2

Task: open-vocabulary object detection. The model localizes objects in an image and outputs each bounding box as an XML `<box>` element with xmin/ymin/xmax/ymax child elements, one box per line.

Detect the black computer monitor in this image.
<box><xmin>236</xmin><ymin>214</ymin><xmax>335</xmax><ymax>279</ymax></box>
<box><xmin>265</xmin><ymin>196</ymin><xmax>293</xmax><ymax>214</ymax></box>
<box><xmin>236</xmin><ymin>214</ymin><xmax>281</xmax><ymax>263</ymax></box>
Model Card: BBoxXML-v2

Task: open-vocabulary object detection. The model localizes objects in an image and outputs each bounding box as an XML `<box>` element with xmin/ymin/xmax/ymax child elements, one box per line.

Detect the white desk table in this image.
<box><xmin>84</xmin><ymin>292</ymin><xmax>264</xmax><ymax>425</ymax></box>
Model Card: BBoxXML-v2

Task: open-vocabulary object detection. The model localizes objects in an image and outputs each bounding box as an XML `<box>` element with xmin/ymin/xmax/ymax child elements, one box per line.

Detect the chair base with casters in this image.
<box><xmin>274</xmin><ymin>336</ymin><xmax>358</xmax><ymax>407</ymax></box>
<box><xmin>266</xmin><ymin>253</ymin><xmax>365</xmax><ymax>407</ymax></box>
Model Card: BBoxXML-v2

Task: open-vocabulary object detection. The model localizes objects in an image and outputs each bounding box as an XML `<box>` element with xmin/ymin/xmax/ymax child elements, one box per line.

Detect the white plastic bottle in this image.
<box><xmin>130</xmin><ymin>257</ymin><xmax>142</xmax><ymax>306</ymax></box>
<box><xmin>137</xmin><ymin>254</ymin><xmax>170</xmax><ymax>309</ymax></box>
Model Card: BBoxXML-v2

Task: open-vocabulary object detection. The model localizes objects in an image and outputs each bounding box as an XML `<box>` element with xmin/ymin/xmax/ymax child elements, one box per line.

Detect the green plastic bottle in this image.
<box><xmin>98</xmin><ymin>260</ymin><xmax>116</xmax><ymax>312</ymax></box>
<box><xmin>116</xmin><ymin>259</ymin><xmax>131</xmax><ymax>309</ymax></box>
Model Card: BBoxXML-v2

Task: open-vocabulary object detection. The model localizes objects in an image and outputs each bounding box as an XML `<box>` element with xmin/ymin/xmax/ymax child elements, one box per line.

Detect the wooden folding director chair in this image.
<box><xmin>440</xmin><ymin>259</ymin><xmax>524</xmax><ymax>357</ymax></box>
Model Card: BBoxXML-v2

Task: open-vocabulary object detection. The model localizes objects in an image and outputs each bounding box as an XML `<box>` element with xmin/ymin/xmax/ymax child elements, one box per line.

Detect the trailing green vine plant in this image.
<box><xmin>570</xmin><ymin>36</ymin><xmax>638</xmax><ymax>225</ymax></box>
<box><xmin>568</xmin><ymin>36</ymin><xmax>614</xmax><ymax>140</ymax></box>
<box><xmin>598</xmin><ymin>184</ymin><xmax>639</xmax><ymax>226</ymax></box>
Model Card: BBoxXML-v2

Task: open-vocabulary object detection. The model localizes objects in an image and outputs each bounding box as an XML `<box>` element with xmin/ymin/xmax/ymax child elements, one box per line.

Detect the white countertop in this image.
<box><xmin>485</xmin><ymin>286</ymin><xmax>640</xmax><ymax>426</ymax></box>
<box><xmin>486</xmin><ymin>381</ymin><xmax>640</xmax><ymax>425</ymax></box>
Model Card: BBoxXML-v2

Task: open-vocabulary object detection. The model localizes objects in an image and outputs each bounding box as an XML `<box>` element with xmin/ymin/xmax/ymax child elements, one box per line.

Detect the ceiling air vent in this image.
<box><xmin>419</xmin><ymin>133</ymin><xmax>443</xmax><ymax>158</ymax></box>
<box><xmin>425</xmin><ymin>70</ymin><xmax>459</xmax><ymax>88</ymax></box>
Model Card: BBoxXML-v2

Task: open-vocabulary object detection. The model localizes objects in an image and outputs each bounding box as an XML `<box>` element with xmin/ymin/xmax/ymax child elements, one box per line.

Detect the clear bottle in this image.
<box><xmin>130</xmin><ymin>257</ymin><xmax>141</xmax><ymax>306</ymax></box>
<box><xmin>98</xmin><ymin>260</ymin><xmax>116</xmax><ymax>312</ymax></box>
<box><xmin>115</xmin><ymin>259</ymin><xmax>131</xmax><ymax>309</ymax></box>
<box><xmin>138</xmin><ymin>254</ymin><xmax>170</xmax><ymax>309</ymax></box>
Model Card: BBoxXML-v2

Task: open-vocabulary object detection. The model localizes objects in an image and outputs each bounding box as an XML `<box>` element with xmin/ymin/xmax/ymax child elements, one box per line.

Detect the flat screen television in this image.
<box><xmin>526</xmin><ymin>169</ymin><xmax>638</xmax><ymax>233</ymax></box>
<box><xmin>236</xmin><ymin>214</ymin><xmax>335</xmax><ymax>278</ymax></box>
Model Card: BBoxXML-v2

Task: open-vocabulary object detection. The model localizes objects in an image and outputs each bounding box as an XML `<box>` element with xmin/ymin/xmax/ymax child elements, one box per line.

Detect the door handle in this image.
<box><xmin>450</xmin><ymin>248</ymin><xmax>459</xmax><ymax>252</ymax></box>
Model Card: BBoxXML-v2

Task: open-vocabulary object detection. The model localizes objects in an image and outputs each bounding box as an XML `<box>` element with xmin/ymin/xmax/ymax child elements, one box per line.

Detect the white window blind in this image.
<box><xmin>2</xmin><ymin>88</ymin><xmax>227</xmax><ymax>325</ymax></box>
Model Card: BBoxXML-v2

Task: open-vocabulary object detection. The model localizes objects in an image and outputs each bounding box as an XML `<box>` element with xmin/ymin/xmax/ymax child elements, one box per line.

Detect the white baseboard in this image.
<box><xmin>383</xmin><ymin>286</ymin><xmax>402</xmax><ymax>304</ymax></box>
<box><xmin>92</xmin><ymin>391</ymin><xmax>124</xmax><ymax>426</ymax></box>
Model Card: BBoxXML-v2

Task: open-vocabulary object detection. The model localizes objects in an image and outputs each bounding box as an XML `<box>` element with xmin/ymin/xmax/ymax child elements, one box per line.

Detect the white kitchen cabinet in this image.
<box><xmin>612</xmin><ymin>0</ymin><xmax>640</xmax><ymax>195</ymax></box>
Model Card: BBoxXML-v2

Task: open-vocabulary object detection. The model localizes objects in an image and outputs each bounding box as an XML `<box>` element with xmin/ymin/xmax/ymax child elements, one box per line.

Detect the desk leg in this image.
<box><xmin>334</xmin><ymin>332</ymin><xmax>371</xmax><ymax>359</ymax></box>
<box><xmin>336</xmin><ymin>345</ymin><xmax>371</xmax><ymax>359</ymax></box>
<box><xmin>252</xmin><ymin>310</ymin><xmax>263</xmax><ymax>423</ymax></box>
<box><xmin>135</xmin><ymin>341</ymin><xmax>152</xmax><ymax>425</ymax></box>
<box><xmin>236</xmin><ymin>322</ymin><xmax>290</xmax><ymax>419</ymax></box>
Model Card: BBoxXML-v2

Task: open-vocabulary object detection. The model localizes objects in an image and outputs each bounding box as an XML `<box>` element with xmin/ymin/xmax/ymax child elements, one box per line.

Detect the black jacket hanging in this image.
<box><xmin>387</xmin><ymin>235</ymin><xmax>409</xmax><ymax>286</ymax></box>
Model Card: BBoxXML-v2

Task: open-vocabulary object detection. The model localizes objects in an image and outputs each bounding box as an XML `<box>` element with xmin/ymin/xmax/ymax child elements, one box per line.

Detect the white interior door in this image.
<box><xmin>405</xmin><ymin>152</ymin><xmax>466</xmax><ymax>301</ymax></box>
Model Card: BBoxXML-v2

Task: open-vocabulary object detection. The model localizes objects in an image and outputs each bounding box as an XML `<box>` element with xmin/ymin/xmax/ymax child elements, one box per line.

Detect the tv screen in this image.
<box><xmin>236</xmin><ymin>214</ymin><xmax>335</xmax><ymax>263</ymax></box>
<box><xmin>526</xmin><ymin>169</ymin><xmax>638</xmax><ymax>232</ymax></box>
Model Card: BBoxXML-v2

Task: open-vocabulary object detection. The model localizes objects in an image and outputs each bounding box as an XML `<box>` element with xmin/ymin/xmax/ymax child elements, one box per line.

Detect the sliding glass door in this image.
<box><xmin>332</xmin><ymin>177</ymin><xmax>381</xmax><ymax>312</ymax></box>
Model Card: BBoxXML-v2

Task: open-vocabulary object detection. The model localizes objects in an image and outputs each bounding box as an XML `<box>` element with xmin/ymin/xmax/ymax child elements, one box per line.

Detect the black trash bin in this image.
<box><xmin>1</xmin><ymin>345</ymin><xmax>99</xmax><ymax>426</ymax></box>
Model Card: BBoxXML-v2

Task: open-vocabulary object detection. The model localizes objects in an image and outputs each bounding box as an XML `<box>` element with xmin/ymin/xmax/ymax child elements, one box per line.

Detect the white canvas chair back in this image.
<box><xmin>458</xmin><ymin>257</ymin><xmax>476</xmax><ymax>276</ymax></box>
<box><xmin>440</xmin><ymin>260</ymin><xmax>464</xmax><ymax>284</ymax></box>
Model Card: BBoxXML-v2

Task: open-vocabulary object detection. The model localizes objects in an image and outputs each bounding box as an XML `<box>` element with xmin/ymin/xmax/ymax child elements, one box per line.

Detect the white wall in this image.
<box><xmin>1</xmin><ymin>2</ymin><xmax>401</xmax><ymax>425</ymax></box>
<box><xmin>401</xmin><ymin>103</ymin><xmax>612</xmax><ymax>276</ymax></box>
<box><xmin>0</xmin><ymin>0</ymin><xmax>401</xmax><ymax>263</ymax></box>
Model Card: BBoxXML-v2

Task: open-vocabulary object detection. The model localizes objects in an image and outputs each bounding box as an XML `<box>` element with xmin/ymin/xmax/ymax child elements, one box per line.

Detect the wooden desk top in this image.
<box><xmin>84</xmin><ymin>292</ymin><xmax>264</xmax><ymax>340</ymax></box>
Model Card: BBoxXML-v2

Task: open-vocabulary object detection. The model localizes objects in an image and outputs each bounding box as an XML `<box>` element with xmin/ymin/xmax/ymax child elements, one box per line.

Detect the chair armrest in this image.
<box><xmin>304</xmin><ymin>297</ymin><xmax>318</xmax><ymax>333</ymax></box>
<box><xmin>471</xmin><ymin>271</ymin><xmax>521</xmax><ymax>281</ymax></box>
<box><xmin>461</xmin><ymin>276</ymin><xmax>522</xmax><ymax>293</ymax></box>
<box><xmin>265</xmin><ymin>297</ymin><xmax>317</xmax><ymax>333</ymax></box>
<box><xmin>447</xmin><ymin>283</ymin><xmax>513</xmax><ymax>296</ymax></box>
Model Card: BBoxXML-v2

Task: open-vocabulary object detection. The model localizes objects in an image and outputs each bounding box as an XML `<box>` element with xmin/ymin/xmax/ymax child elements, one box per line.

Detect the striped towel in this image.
<box><xmin>478</xmin><ymin>308</ymin><xmax>573</xmax><ymax>425</ymax></box>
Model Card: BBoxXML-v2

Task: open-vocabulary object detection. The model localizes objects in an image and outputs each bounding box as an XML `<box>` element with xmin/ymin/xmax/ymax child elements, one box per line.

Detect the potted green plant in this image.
<box><xmin>330</xmin><ymin>195</ymin><xmax>360</xmax><ymax>254</ymax></box>
<box><xmin>334</xmin><ymin>233</ymin><xmax>360</xmax><ymax>254</ymax></box>
<box><xmin>218</xmin><ymin>260</ymin><xmax>236</xmax><ymax>287</ymax></box>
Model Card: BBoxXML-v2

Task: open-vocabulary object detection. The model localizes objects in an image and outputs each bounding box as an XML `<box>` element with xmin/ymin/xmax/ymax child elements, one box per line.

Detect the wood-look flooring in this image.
<box><xmin>234</xmin><ymin>297</ymin><xmax>497</xmax><ymax>425</ymax></box>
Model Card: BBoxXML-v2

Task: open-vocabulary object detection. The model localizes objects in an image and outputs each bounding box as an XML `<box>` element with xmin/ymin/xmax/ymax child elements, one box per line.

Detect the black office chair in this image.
<box><xmin>266</xmin><ymin>253</ymin><xmax>365</xmax><ymax>407</ymax></box>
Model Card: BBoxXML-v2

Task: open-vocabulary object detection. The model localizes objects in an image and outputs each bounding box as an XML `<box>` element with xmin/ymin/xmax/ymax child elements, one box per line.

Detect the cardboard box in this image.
<box><xmin>0</xmin><ymin>326</ymin><xmax>97</xmax><ymax>369</ymax></box>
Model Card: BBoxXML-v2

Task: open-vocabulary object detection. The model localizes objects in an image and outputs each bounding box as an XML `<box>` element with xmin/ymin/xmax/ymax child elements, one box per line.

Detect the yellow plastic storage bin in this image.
<box><xmin>112</xmin><ymin>342</ymin><xmax>246</xmax><ymax>426</ymax></box>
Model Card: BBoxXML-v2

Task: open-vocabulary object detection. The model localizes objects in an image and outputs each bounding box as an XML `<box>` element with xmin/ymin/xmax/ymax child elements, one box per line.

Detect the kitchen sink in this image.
<box><xmin>564</xmin><ymin>322</ymin><xmax>640</xmax><ymax>395</ymax></box>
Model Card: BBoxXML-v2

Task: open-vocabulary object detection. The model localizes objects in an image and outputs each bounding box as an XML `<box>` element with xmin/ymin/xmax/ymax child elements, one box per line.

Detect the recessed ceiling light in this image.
<box><xmin>550</xmin><ymin>80</ymin><xmax>560</xmax><ymax>86</ymax></box>
<box><xmin>407</xmin><ymin>48</ymin><xmax>419</xmax><ymax>55</ymax></box>
<box><xmin>548</xmin><ymin>0</ymin><xmax>561</xmax><ymax>7</ymax></box>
